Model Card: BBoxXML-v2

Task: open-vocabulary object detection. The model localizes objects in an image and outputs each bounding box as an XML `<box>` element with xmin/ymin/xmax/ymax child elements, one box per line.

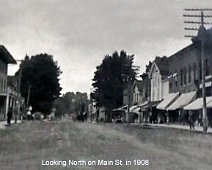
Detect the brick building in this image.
<box><xmin>165</xmin><ymin>27</ymin><xmax>212</xmax><ymax>124</ymax></box>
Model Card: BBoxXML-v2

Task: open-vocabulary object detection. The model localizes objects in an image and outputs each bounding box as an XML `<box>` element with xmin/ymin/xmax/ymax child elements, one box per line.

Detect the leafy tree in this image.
<box><xmin>18</xmin><ymin>54</ymin><xmax>62</xmax><ymax>115</ymax></box>
<box><xmin>92</xmin><ymin>50</ymin><xmax>138</xmax><ymax>122</ymax></box>
<box><xmin>54</xmin><ymin>97</ymin><xmax>68</xmax><ymax>117</ymax></box>
<box><xmin>54</xmin><ymin>92</ymin><xmax>88</xmax><ymax>118</ymax></box>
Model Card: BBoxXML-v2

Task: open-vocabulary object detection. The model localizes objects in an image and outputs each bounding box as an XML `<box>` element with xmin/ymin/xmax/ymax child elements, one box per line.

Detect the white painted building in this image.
<box><xmin>149</xmin><ymin>57</ymin><xmax>169</xmax><ymax>102</ymax></box>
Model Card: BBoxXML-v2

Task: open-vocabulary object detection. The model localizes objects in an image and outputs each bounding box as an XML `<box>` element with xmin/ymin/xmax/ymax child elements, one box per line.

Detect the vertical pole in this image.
<box><xmin>27</xmin><ymin>85</ymin><xmax>31</xmax><ymax>107</ymax></box>
<box><xmin>200</xmin><ymin>11</ymin><xmax>208</xmax><ymax>133</ymax></box>
<box><xmin>18</xmin><ymin>63</ymin><xmax>22</xmax><ymax>121</ymax></box>
<box><xmin>127</xmin><ymin>81</ymin><xmax>130</xmax><ymax>123</ymax></box>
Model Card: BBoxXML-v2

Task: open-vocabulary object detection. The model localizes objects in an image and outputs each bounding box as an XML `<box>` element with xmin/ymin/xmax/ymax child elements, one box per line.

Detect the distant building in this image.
<box><xmin>123</xmin><ymin>82</ymin><xmax>134</xmax><ymax>106</ymax></box>
<box><xmin>149</xmin><ymin>56</ymin><xmax>169</xmax><ymax>102</ymax></box>
<box><xmin>140</xmin><ymin>73</ymin><xmax>151</xmax><ymax>102</ymax></box>
<box><xmin>132</xmin><ymin>80</ymin><xmax>143</xmax><ymax>105</ymax></box>
<box><xmin>0</xmin><ymin>45</ymin><xmax>16</xmax><ymax>120</ymax></box>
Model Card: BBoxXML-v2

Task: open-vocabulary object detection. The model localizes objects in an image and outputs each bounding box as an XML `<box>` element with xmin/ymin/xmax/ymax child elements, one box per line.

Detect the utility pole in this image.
<box><xmin>183</xmin><ymin>8</ymin><xmax>212</xmax><ymax>133</ymax></box>
<box><xmin>16</xmin><ymin>59</ymin><xmax>24</xmax><ymax>122</ymax></box>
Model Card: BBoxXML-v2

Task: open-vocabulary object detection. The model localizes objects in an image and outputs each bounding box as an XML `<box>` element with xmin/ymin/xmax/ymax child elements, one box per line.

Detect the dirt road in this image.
<box><xmin>0</xmin><ymin>120</ymin><xmax>211</xmax><ymax>170</ymax></box>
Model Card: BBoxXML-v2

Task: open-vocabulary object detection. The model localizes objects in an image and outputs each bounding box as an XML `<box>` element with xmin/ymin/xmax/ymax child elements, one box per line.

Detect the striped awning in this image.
<box><xmin>112</xmin><ymin>105</ymin><xmax>128</xmax><ymax>111</ymax></box>
<box><xmin>129</xmin><ymin>105</ymin><xmax>141</xmax><ymax>114</ymax></box>
<box><xmin>156</xmin><ymin>92</ymin><xmax>179</xmax><ymax>110</ymax></box>
<box><xmin>184</xmin><ymin>97</ymin><xmax>212</xmax><ymax>110</ymax></box>
<box><xmin>130</xmin><ymin>105</ymin><xmax>138</xmax><ymax>112</ymax></box>
<box><xmin>167</xmin><ymin>91</ymin><xmax>196</xmax><ymax>110</ymax></box>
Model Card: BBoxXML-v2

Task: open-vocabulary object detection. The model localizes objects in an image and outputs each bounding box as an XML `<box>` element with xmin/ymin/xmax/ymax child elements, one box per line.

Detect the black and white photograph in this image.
<box><xmin>0</xmin><ymin>0</ymin><xmax>212</xmax><ymax>169</ymax></box>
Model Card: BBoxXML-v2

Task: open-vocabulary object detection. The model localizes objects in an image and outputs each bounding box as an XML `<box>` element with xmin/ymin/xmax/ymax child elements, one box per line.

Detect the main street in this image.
<box><xmin>0</xmin><ymin>120</ymin><xmax>212</xmax><ymax>170</ymax></box>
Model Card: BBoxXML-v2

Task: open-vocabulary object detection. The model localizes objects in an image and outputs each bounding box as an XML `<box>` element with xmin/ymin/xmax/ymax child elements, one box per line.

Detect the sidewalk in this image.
<box><xmin>144</xmin><ymin>123</ymin><xmax>212</xmax><ymax>134</ymax></box>
<box><xmin>0</xmin><ymin>120</ymin><xmax>22</xmax><ymax>129</ymax></box>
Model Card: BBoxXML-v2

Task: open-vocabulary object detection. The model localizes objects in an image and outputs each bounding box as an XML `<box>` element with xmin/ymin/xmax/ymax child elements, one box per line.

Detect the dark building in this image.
<box><xmin>169</xmin><ymin>27</ymin><xmax>212</xmax><ymax>96</ymax></box>
<box><xmin>167</xmin><ymin>27</ymin><xmax>212</xmax><ymax>125</ymax></box>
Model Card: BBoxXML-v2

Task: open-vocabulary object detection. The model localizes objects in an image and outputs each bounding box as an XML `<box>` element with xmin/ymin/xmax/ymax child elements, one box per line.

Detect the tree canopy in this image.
<box><xmin>18</xmin><ymin>54</ymin><xmax>62</xmax><ymax>114</ymax></box>
<box><xmin>91</xmin><ymin>50</ymin><xmax>138</xmax><ymax>122</ymax></box>
<box><xmin>54</xmin><ymin>92</ymin><xmax>88</xmax><ymax>117</ymax></box>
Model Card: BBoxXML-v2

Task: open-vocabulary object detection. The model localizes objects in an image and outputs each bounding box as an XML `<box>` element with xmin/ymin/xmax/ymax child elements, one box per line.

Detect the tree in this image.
<box><xmin>92</xmin><ymin>50</ymin><xmax>138</xmax><ymax>122</ymax></box>
<box><xmin>54</xmin><ymin>97</ymin><xmax>68</xmax><ymax>117</ymax></box>
<box><xmin>54</xmin><ymin>92</ymin><xmax>89</xmax><ymax>118</ymax></box>
<box><xmin>18</xmin><ymin>54</ymin><xmax>62</xmax><ymax>115</ymax></box>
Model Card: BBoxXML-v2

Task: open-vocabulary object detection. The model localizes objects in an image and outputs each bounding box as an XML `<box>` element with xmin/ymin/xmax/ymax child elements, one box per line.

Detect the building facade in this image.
<box><xmin>6</xmin><ymin>76</ymin><xmax>20</xmax><ymax>118</ymax></box>
<box><xmin>132</xmin><ymin>80</ymin><xmax>143</xmax><ymax>105</ymax></box>
<box><xmin>149</xmin><ymin>56</ymin><xmax>169</xmax><ymax>102</ymax></box>
<box><xmin>0</xmin><ymin>45</ymin><xmax>16</xmax><ymax>120</ymax></box>
<box><xmin>169</xmin><ymin>27</ymin><xmax>212</xmax><ymax>96</ymax></box>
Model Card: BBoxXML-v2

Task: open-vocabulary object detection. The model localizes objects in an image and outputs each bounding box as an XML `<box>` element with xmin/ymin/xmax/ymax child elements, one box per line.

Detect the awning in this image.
<box><xmin>129</xmin><ymin>105</ymin><xmax>137</xmax><ymax>112</ymax></box>
<box><xmin>139</xmin><ymin>101</ymin><xmax>149</xmax><ymax>111</ymax></box>
<box><xmin>139</xmin><ymin>101</ymin><xmax>149</xmax><ymax>107</ymax></box>
<box><xmin>184</xmin><ymin>97</ymin><xmax>212</xmax><ymax>110</ymax></box>
<box><xmin>133</xmin><ymin>107</ymin><xmax>141</xmax><ymax>114</ymax></box>
<box><xmin>206</xmin><ymin>99</ymin><xmax>212</xmax><ymax>108</ymax></box>
<box><xmin>156</xmin><ymin>92</ymin><xmax>179</xmax><ymax>110</ymax></box>
<box><xmin>167</xmin><ymin>91</ymin><xmax>196</xmax><ymax>110</ymax></box>
<box><xmin>129</xmin><ymin>105</ymin><xmax>141</xmax><ymax>114</ymax></box>
<box><xmin>150</xmin><ymin>101</ymin><xmax>161</xmax><ymax>107</ymax></box>
<box><xmin>112</xmin><ymin>105</ymin><xmax>128</xmax><ymax>111</ymax></box>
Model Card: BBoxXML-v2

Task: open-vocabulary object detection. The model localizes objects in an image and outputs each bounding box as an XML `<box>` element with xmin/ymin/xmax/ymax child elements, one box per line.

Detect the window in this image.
<box><xmin>184</xmin><ymin>67</ymin><xmax>187</xmax><ymax>85</ymax></box>
<box><xmin>174</xmin><ymin>71</ymin><xmax>178</xmax><ymax>87</ymax></box>
<box><xmin>199</xmin><ymin>61</ymin><xmax>202</xmax><ymax>80</ymax></box>
<box><xmin>205</xmin><ymin>59</ymin><xmax>209</xmax><ymax>76</ymax></box>
<box><xmin>188</xmin><ymin>64</ymin><xmax>191</xmax><ymax>83</ymax></box>
<box><xmin>180</xmin><ymin>69</ymin><xmax>183</xmax><ymax>86</ymax></box>
<box><xmin>193</xmin><ymin>63</ymin><xmax>197</xmax><ymax>81</ymax></box>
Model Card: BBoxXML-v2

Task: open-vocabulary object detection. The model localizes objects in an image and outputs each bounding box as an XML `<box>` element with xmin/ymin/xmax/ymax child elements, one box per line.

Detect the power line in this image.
<box><xmin>183</xmin><ymin>8</ymin><xmax>212</xmax><ymax>133</ymax></box>
<box><xmin>184</xmin><ymin>8</ymin><xmax>212</xmax><ymax>11</ymax></box>
<box><xmin>184</xmin><ymin>21</ymin><xmax>212</xmax><ymax>25</ymax></box>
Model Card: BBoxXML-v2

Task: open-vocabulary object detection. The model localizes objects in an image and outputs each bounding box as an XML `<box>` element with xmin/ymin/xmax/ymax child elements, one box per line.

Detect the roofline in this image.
<box><xmin>148</xmin><ymin>62</ymin><xmax>160</xmax><ymax>78</ymax></box>
<box><xmin>168</xmin><ymin>42</ymin><xmax>199</xmax><ymax>61</ymax></box>
<box><xmin>0</xmin><ymin>45</ymin><xmax>17</xmax><ymax>64</ymax></box>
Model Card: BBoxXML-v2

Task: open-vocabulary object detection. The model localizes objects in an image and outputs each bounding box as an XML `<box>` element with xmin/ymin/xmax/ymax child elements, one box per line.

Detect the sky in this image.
<box><xmin>0</xmin><ymin>0</ymin><xmax>211</xmax><ymax>94</ymax></box>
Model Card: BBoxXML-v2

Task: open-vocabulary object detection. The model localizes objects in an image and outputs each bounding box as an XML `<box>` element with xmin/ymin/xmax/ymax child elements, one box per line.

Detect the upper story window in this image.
<box><xmin>199</xmin><ymin>61</ymin><xmax>202</xmax><ymax>80</ymax></box>
<box><xmin>205</xmin><ymin>59</ymin><xmax>209</xmax><ymax>76</ymax></box>
<box><xmin>174</xmin><ymin>71</ymin><xmax>178</xmax><ymax>87</ymax></box>
<box><xmin>180</xmin><ymin>69</ymin><xmax>183</xmax><ymax>86</ymax></box>
<box><xmin>188</xmin><ymin>64</ymin><xmax>191</xmax><ymax>83</ymax></box>
<box><xmin>193</xmin><ymin>63</ymin><xmax>197</xmax><ymax>81</ymax></box>
<box><xmin>183</xmin><ymin>67</ymin><xmax>187</xmax><ymax>85</ymax></box>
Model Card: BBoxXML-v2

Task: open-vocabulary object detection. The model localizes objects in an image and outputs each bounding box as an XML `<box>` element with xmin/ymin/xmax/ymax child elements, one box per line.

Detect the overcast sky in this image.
<box><xmin>0</xmin><ymin>0</ymin><xmax>211</xmax><ymax>94</ymax></box>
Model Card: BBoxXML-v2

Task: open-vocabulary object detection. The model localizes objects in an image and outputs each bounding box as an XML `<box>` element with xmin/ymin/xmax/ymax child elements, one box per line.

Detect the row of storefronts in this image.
<box><xmin>112</xmin><ymin>26</ymin><xmax>212</xmax><ymax>126</ymax></box>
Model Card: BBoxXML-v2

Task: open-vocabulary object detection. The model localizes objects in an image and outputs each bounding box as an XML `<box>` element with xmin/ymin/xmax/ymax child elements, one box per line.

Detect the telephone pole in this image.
<box><xmin>16</xmin><ymin>59</ymin><xmax>24</xmax><ymax>122</ymax></box>
<box><xmin>183</xmin><ymin>8</ymin><xmax>212</xmax><ymax>133</ymax></box>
